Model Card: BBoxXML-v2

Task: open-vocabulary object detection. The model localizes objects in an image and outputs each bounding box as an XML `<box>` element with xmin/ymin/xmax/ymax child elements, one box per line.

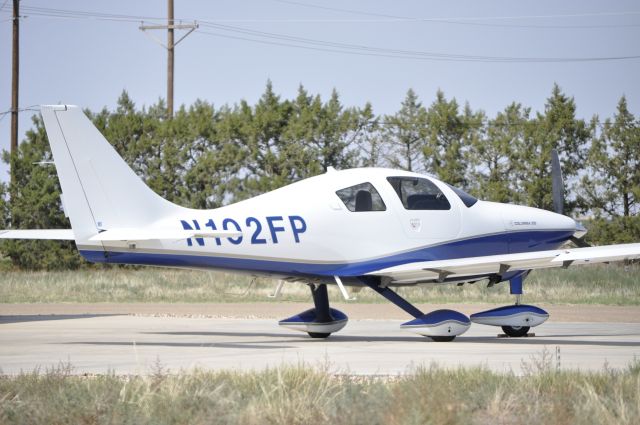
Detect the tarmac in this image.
<box><xmin>1</xmin><ymin>309</ymin><xmax>639</xmax><ymax>375</ymax></box>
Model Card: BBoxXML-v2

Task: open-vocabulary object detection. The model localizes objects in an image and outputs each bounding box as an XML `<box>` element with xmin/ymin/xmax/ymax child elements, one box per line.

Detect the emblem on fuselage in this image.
<box><xmin>509</xmin><ymin>220</ymin><xmax>538</xmax><ymax>227</ymax></box>
<box><xmin>409</xmin><ymin>218</ymin><xmax>422</xmax><ymax>232</ymax></box>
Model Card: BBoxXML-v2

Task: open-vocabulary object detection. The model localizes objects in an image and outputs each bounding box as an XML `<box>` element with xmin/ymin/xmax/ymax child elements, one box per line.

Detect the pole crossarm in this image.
<box><xmin>139</xmin><ymin>21</ymin><xmax>198</xmax><ymax>49</ymax></box>
<box><xmin>139</xmin><ymin>23</ymin><xmax>198</xmax><ymax>30</ymax></box>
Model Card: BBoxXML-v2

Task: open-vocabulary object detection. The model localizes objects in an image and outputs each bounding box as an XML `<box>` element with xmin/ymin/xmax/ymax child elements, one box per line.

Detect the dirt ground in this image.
<box><xmin>1</xmin><ymin>302</ymin><xmax>639</xmax><ymax>322</ymax></box>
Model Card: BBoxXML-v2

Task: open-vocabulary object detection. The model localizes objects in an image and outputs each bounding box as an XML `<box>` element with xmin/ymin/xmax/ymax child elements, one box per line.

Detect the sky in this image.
<box><xmin>0</xmin><ymin>0</ymin><xmax>639</xmax><ymax>181</ymax></box>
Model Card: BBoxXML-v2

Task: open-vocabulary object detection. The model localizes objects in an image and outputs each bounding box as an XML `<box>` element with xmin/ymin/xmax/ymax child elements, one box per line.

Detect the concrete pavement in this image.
<box><xmin>1</xmin><ymin>314</ymin><xmax>639</xmax><ymax>375</ymax></box>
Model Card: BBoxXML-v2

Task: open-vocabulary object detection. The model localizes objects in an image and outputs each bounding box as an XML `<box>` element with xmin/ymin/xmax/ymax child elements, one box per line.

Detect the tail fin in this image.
<box><xmin>40</xmin><ymin>105</ymin><xmax>182</xmax><ymax>243</ymax></box>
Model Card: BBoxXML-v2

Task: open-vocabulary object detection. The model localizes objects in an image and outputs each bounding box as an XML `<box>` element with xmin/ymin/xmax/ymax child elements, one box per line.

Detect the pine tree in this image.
<box><xmin>469</xmin><ymin>103</ymin><xmax>530</xmax><ymax>203</ymax></box>
<box><xmin>424</xmin><ymin>90</ymin><xmax>468</xmax><ymax>188</ymax></box>
<box><xmin>240</xmin><ymin>80</ymin><xmax>299</xmax><ymax>197</ymax></box>
<box><xmin>0</xmin><ymin>84</ymin><xmax>634</xmax><ymax>268</ymax></box>
<box><xmin>515</xmin><ymin>84</ymin><xmax>590</xmax><ymax>213</ymax></box>
<box><xmin>314</xmin><ymin>89</ymin><xmax>363</xmax><ymax>171</ymax></box>
<box><xmin>579</xmin><ymin>96</ymin><xmax>640</xmax><ymax>243</ymax></box>
<box><xmin>581</xmin><ymin>96</ymin><xmax>639</xmax><ymax>217</ymax></box>
<box><xmin>382</xmin><ymin>89</ymin><xmax>428</xmax><ymax>172</ymax></box>
<box><xmin>355</xmin><ymin>103</ymin><xmax>381</xmax><ymax>167</ymax></box>
<box><xmin>1</xmin><ymin>115</ymin><xmax>82</xmax><ymax>269</ymax></box>
<box><xmin>183</xmin><ymin>102</ymin><xmax>246</xmax><ymax>209</ymax></box>
<box><xmin>0</xmin><ymin>181</ymin><xmax>8</xmax><ymax>230</ymax></box>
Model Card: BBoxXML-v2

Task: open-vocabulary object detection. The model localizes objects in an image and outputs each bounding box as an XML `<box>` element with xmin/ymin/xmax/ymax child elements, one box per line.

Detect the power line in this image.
<box><xmin>273</xmin><ymin>0</ymin><xmax>640</xmax><ymax>19</ymax></box>
<box><xmin>0</xmin><ymin>106</ymin><xmax>39</xmax><ymax>126</ymax></box>
<box><xmin>0</xmin><ymin>106</ymin><xmax>40</xmax><ymax>117</ymax></box>
<box><xmin>198</xmin><ymin>29</ymin><xmax>640</xmax><ymax>63</ymax></box>
<box><xmin>197</xmin><ymin>22</ymin><xmax>640</xmax><ymax>63</ymax></box>
<box><xmin>5</xmin><ymin>4</ymin><xmax>163</xmax><ymax>23</ymax></box>
<box><xmin>5</xmin><ymin>3</ymin><xmax>640</xmax><ymax>28</ymax></box>
<box><xmin>4</xmin><ymin>4</ymin><xmax>640</xmax><ymax>63</ymax></box>
<box><xmin>270</xmin><ymin>0</ymin><xmax>640</xmax><ymax>29</ymax></box>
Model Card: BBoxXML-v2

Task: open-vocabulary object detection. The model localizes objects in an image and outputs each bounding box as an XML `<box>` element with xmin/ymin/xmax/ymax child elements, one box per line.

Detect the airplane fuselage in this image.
<box><xmin>78</xmin><ymin>168</ymin><xmax>577</xmax><ymax>284</ymax></box>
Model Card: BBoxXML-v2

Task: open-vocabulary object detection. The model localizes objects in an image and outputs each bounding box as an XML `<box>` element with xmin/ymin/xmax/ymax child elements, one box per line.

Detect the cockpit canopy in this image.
<box><xmin>334</xmin><ymin>172</ymin><xmax>478</xmax><ymax>213</ymax></box>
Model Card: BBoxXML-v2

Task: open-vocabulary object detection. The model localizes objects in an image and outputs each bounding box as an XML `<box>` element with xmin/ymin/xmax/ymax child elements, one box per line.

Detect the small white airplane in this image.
<box><xmin>2</xmin><ymin>105</ymin><xmax>639</xmax><ymax>341</ymax></box>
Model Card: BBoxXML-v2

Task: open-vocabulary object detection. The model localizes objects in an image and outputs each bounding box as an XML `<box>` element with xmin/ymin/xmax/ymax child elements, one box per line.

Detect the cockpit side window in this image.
<box><xmin>336</xmin><ymin>182</ymin><xmax>386</xmax><ymax>212</ymax></box>
<box><xmin>386</xmin><ymin>177</ymin><xmax>451</xmax><ymax>210</ymax></box>
<box><xmin>445</xmin><ymin>183</ymin><xmax>478</xmax><ymax>208</ymax></box>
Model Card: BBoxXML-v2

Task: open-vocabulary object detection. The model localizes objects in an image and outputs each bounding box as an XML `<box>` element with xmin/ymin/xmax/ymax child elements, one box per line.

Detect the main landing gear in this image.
<box><xmin>470</xmin><ymin>275</ymin><xmax>549</xmax><ymax>337</ymax></box>
<box><xmin>278</xmin><ymin>283</ymin><xmax>348</xmax><ymax>338</ymax></box>
<box><xmin>359</xmin><ymin>277</ymin><xmax>471</xmax><ymax>341</ymax></box>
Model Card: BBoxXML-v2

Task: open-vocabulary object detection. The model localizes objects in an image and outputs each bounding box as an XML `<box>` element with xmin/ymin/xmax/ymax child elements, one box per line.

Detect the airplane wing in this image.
<box><xmin>0</xmin><ymin>229</ymin><xmax>75</xmax><ymax>240</ymax></box>
<box><xmin>366</xmin><ymin>243</ymin><xmax>640</xmax><ymax>284</ymax></box>
<box><xmin>89</xmin><ymin>228</ymin><xmax>243</xmax><ymax>242</ymax></box>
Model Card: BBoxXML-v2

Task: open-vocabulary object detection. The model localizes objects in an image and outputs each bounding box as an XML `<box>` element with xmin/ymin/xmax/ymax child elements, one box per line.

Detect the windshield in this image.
<box><xmin>445</xmin><ymin>184</ymin><xmax>478</xmax><ymax>207</ymax></box>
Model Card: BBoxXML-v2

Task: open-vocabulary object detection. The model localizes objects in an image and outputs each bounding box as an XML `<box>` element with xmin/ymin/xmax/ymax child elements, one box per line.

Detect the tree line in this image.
<box><xmin>0</xmin><ymin>82</ymin><xmax>638</xmax><ymax>269</ymax></box>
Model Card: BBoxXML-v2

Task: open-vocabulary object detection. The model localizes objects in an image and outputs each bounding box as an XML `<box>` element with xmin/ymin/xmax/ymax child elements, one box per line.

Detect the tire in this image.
<box><xmin>308</xmin><ymin>332</ymin><xmax>331</xmax><ymax>339</ymax></box>
<box><xmin>430</xmin><ymin>335</ymin><xmax>456</xmax><ymax>342</ymax></box>
<box><xmin>501</xmin><ymin>325</ymin><xmax>530</xmax><ymax>337</ymax></box>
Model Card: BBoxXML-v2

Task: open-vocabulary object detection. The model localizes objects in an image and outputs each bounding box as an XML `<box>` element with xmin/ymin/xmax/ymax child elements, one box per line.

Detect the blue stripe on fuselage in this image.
<box><xmin>79</xmin><ymin>230</ymin><xmax>573</xmax><ymax>277</ymax></box>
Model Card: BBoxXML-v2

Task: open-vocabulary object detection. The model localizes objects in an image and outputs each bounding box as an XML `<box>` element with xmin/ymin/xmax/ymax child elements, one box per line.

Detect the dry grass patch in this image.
<box><xmin>1</xmin><ymin>359</ymin><xmax>639</xmax><ymax>425</ymax></box>
<box><xmin>0</xmin><ymin>264</ymin><xmax>638</xmax><ymax>305</ymax></box>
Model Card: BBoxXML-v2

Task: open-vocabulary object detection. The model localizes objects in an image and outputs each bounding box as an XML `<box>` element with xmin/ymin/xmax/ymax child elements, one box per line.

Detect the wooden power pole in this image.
<box><xmin>140</xmin><ymin>0</ymin><xmax>197</xmax><ymax>119</ymax></box>
<box><xmin>11</xmin><ymin>0</ymin><xmax>19</xmax><ymax>164</ymax></box>
<box><xmin>167</xmin><ymin>0</ymin><xmax>174</xmax><ymax>119</ymax></box>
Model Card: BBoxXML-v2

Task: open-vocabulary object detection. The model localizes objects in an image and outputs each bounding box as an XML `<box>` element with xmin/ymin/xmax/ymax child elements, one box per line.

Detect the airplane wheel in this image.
<box><xmin>308</xmin><ymin>332</ymin><xmax>331</xmax><ymax>339</ymax></box>
<box><xmin>430</xmin><ymin>335</ymin><xmax>456</xmax><ymax>342</ymax></box>
<box><xmin>501</xmin><ymin>325</ymin><xmax>530</xmax><ymax>337</ymax></box>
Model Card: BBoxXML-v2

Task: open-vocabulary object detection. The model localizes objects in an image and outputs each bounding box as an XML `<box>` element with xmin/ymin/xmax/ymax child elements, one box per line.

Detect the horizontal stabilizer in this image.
<box><xmin>367</xmin><ymin>243</ymin><xmax>640</xmax><ymax>284</ymax></box>
<box><xmin>0</xmin><ymin>229</ymin><xmax>75</xmax><ymax>240</ymax></box>
<box><xmin>89</xmin><ymin>228</ymin><xmax>243</xmax><ymax>242</ymax></box>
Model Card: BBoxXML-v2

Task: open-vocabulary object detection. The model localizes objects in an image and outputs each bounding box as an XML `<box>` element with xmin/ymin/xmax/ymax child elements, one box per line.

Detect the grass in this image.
<box><xmin>1</xmin><ymin>358</ymin><xmax>639</xmax><ymax>425</ymax></box>
<box><xmin>0</xmin><ymin>263</ymin><xmax>639</xmax><ymax>305</ymax></box>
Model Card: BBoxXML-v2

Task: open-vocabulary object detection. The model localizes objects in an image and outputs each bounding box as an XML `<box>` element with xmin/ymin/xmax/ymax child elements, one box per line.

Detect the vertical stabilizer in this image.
<box><xmin>40</xmin><ymin>105</ymin><xmax>182</xmax><ymax>244</ymax></box>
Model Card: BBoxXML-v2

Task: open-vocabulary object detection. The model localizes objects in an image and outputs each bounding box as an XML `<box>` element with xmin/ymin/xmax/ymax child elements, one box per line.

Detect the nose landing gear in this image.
<box><xmin>471</xmin><ymin>274</ymin><xmax>548</xmax><ymax>337</ymax></box>
<box><xmin>501</xmin><ymin>325</ymin><xmax>530</xmax><ymax>338</ymax></box>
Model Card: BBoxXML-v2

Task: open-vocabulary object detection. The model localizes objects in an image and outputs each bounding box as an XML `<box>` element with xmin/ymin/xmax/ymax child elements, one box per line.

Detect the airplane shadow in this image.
<box><xmin>144</xmin><ymin>330</ymin><xmax>422</xmax><ymax>343</ymax></box>
<box><xmin>327</xmin><ymin>335</ymin><xmax>640</xmax><ymax>347</ymax></box>
<box><xmin>64</xmin><ymin>341</ymin><xmax>294</xmax><ymax>350</ymax></box>
<box><xmin>144</xmin><ymin>331</ymin><xmax>305</xmax><ymax>339</ymax></box>
<box><xmin>457</xmin><ymin>336</ymin><xmax>640</xmax><ymax>347</ymax></box>
<box><xmin>142</xmin><ymin>330</ymin><xmax>640</xmax><ymax>347</ymax></box>
<box><xmin>0</xmin><ymin>314</ymin><xmax>122</xmax><ymax>324</ymax></box>
<box><xmin>528</xmin><ymin>333</ymin><xmax>640</xmax><ymax>339</ymax></box>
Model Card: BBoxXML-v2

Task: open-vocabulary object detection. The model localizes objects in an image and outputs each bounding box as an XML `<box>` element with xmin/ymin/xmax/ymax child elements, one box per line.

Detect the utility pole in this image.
<box><xmin>167</xmin><ymin>0</ymin><xmax>174</xmax><ymax>119</ymax></box>
<box><xmin>140</xmin><ymin>0</ymin><xmax>197</xmax><ymax>119</ymax></box>
<box><xmin>11</xmin><ymin>0</ymin><xmax>19</xmax><ymax>166</ymax></box>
